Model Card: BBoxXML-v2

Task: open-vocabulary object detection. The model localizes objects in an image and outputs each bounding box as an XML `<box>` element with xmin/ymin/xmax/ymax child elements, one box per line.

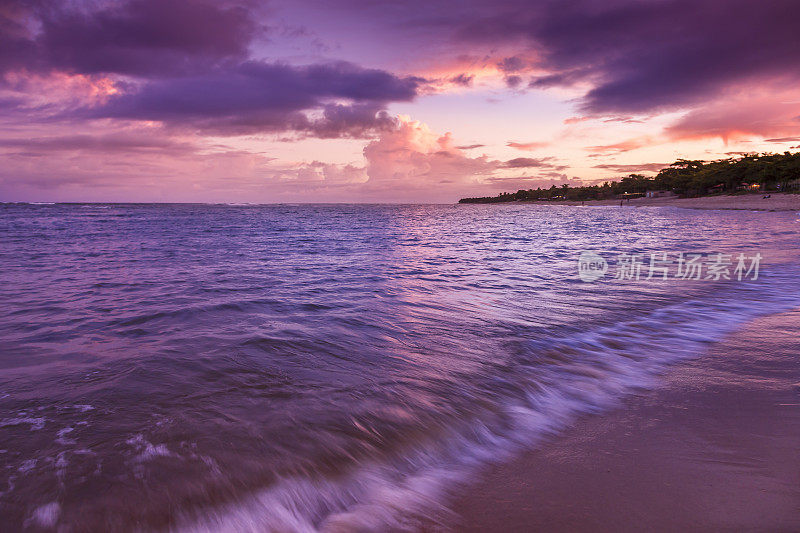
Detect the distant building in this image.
<box><xmin>645</xmin><ymin>190</ymin><xmax>676</xmax><ymax>198</ymax></box>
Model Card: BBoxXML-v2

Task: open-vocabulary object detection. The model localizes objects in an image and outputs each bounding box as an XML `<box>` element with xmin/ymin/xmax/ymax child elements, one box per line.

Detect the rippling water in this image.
<box><xmin>1</xmin><ymin>203</ymin><xmax>799</xmax><ymax>531</ymax></box>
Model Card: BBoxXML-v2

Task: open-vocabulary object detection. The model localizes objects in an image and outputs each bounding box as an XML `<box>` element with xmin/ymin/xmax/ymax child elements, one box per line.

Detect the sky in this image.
<box><xmin>1</xmin><ymin>0</ymin><xmax>800</xmax><ymax>203</ymax></box>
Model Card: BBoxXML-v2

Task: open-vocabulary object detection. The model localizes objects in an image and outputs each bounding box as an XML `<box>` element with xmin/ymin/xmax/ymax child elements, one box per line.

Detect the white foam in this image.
<box><xmin>56</xmin><ymin>427</ymin><xmax>76</xmax><ymax>445</ymax></box>
<box><xmin>29</xmin><ymin>502</ymin><xmax>60</xmax><ymax>528</ymax></box>
<box><xmin>127</xmin><ymin>434</ymin><xmax>175</xmax><ymax>462</ymax></box>
<box><xmin>177</xmin><ymin>277</ymin><xmax>800</xmax><ymax>533</ymax></box>
<box><xmin>0</xmin><ymin>417</ymin><xmax>46</xmax><ymax>430</ymax></box>
<box><xmin>54</xmin><ymin>452</ymin><xmax>69</xmax><ymax>482</ymax></box>
<box><xmin>18</xmin><ymin>459</ymin><xmax>37</xmax><ymax>474</ymax></box>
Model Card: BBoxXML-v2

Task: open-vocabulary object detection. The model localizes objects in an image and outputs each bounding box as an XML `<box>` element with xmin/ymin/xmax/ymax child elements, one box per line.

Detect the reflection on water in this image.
<box><xmin>0</xmin><ymin>203</ymin><xmax>798</xmax><ymax>530</ymax></box>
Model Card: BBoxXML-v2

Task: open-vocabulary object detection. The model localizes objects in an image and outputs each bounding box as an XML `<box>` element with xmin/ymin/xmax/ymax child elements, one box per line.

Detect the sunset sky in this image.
<box><xmin>2</xmin><ymin>0</ymin><xmax>799</xmax><ymax>203</ymax></box>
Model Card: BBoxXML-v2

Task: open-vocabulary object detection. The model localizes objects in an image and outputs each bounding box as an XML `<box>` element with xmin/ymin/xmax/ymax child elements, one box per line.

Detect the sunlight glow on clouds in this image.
<box><xmin>1</xmin><ymin>0</ymin><xmax>799</xmax><ymax>202</ymax></box>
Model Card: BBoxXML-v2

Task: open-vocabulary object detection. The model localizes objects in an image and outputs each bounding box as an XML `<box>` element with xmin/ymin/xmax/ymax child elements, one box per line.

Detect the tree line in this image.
<box><xmin>459</xmin><ymin>152</ymin><xmax>800</xmax><ymax>203</ymax></box>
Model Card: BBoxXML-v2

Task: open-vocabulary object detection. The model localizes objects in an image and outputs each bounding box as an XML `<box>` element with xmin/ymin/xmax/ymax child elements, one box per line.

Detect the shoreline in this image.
<box><xmin>446</xmin><ymin>308</ymin><xmax>800</xmax><ymax>531</ymax></box>
<box><xmin>507</xmin><ymin>192</ymin><xmax>800</xmax><ymax>211</ymax></box>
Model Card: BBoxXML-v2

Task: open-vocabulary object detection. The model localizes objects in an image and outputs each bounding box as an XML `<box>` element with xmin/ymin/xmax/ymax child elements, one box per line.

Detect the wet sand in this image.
<box><xmin>542</xmin><ymin>193</ymin><xmax>800</xmax><ymax>211</ymax></box>
<box><xmin>448</xmin><ymin>309</ymin><xmax>800</xmax><ymax>532</ymax></box>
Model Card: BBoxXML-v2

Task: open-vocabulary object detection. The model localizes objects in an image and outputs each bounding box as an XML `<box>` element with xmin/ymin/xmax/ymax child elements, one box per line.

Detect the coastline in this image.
<box><xmin>524</xmin><ymin>192</ymin><xmax>800</xmax><ymax>211</ymax></box>
<box><xmin>446</xmin><ymin>308</ymin><xmax>800</xmax><ymax>531</ymax></box>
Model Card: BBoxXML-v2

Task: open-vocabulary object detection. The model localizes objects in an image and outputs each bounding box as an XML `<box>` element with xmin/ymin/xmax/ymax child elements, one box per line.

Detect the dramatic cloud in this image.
<box><xmin>2</xmin><ymin>0</ymin><xmax>258</xmax><ymax>76</ymax></box>
<box><xmin>73</xmin><ymin>61</ymin><xmax>420</xmax><ymax>136</ymax></box>
<box><xmin>3</xmin><ymin>0</ymin><xmax>800</xmax><ymax>201</ymax></box>
<box><xmin>0</xmin><ymin>62</ymin><xmax>420</xmax><ymax>140</ymax></box>
<box><xmin>0</xmin><ymin>116</ymin><xmax>503</xmax><ymax>201</ymax></box>
<box><xmin>455</xmin><ymin>0</ymin><xmax>800</xmax><ymax>114</ymax></box>
<box><xmin>363</xmin><ymin>116</ymin><xmax>496</xmax><ymax>192</ymax></box>
<box><xmin>303</xmin><ymin>0</ymin><xmax>800</xmax><ymax>118</ymax></box>
<box><xmin>1</xmin><ymin>1</ymin><xmax>421</xmax><ymax>139</ymax></box>
<box><xmin>0</xmin><ymin>123</ymin><xmax>368</xmax><ymax>200</ymax></box>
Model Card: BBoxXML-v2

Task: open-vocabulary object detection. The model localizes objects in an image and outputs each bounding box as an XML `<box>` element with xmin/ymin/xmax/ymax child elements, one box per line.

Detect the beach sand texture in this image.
<box><xmin>449</xmin><ymin>309</ymin><xmax>800</xmax><ymax>532</ymax></box>
<box><xmin>544</xmin><ymin>193</ymin><xmax>800</xmax><ymax>211</ymax></box>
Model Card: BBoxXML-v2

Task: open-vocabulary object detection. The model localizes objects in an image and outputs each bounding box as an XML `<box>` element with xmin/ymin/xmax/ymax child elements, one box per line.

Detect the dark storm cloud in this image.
<box><xmin>0</xmin><ymin>0</ymin><xmax>40</xmax><ymax>72</ymax></box>
<box><xmin>319</xmin><ymin>0</ymin><xmax>800</xmax><ymax>115</ymax></box>
<box><xmin>1</xmin><ymin>0</ymin><xmax>258</xmax><ymax>76</ymax></box>
<box><xmin>307</xmin><ymin>103</ymin><xmax>400</xmax><ymax>139</ymax></box>
<box><xmin>454</xmin><ymin>0</ymin><xmax>800</xmax><ymax>114</ymax></box>
<box><xmin>9</xmin><ymin>0</ymin><xmax>798</xmax><ymax>138</ymax></box>
<box><xmin>528</xmin><ymin>69</ymin><xmax>589</xmax><ymax>89</ymax></box>
<box><xmin>75</xmin><ymin>61</ymin><xmax>420</xmax><ymax>136</ymax></box>
<box><xmin>1</xmin><ymin>1</ymin><xmax>422</xmax><ymax>137</ymax></box>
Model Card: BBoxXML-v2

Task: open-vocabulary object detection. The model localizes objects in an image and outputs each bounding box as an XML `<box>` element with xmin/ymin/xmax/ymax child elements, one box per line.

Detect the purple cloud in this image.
<box><xmin>302</xmin><ymin>0</ymin><xmax>800</xmax><ymax>115</ymax></box>
<box><xmin>497</xmin><ymin>56</ymin><xmax>526</xmax><ymax>73</ymax></box>
<box><xmin>450</xmin><ymin>74</ymin><xmax>474</xmax><ymax>87</ymax></box>
<box><xmin>3</xmin><ymin>0</ymin><xmax>258</xmax><ymax>76</ymax></box>
<box><xmin>456</xmin><ymin>0</ymin><xmax>800</xmax><ymax>114</ymax></box>
<box><xmin>503</xmin><ymin>157</ymin><xmax>566</xmax><ymax>170</ymax></box>
<box><xmin>0</xmin><ymin>1</ymin><xmax>423</xmax><ymax>138</ymax></box>
<box><xmin>504</xmin><ymin>75</ymin><xmax>523</xmax><ymax>88</ymax></box>
<box><xmin>0</xmin><ymin>1</ymin><xmax>40</xmax><ymax>73</ymax></box>
<box><xmin>0</xmin><ymin>133</ymin><xmax>198</xmax><ymax>156</ymax></box>
<box><xmin>71</xmin><ymin>61</ymin><xmax>420</xmax><ymax>136</ymax></box>
<box><xmin>6</xmin><ymin>0</ymin><xmax>800</xmax><ymax>149</ymax></box>
<box><xmin>455</xmin><ymin>143</ymin><xmax>485</xmax><ymax>150</ymax></box>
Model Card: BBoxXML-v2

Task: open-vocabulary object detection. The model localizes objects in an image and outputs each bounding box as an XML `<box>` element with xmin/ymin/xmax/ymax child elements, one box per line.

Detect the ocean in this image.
<box><xmin>1</xmin><ymin>203</ymin><xmax>798</xmax><ymax>531</ymax></box>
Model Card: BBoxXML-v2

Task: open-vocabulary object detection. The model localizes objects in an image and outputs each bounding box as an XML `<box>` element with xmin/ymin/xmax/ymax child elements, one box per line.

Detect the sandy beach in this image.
<box><xmin>539</xmin><ymin>192</ymin><xmax>800</xmax><ymax>211</ymax></box>
<box><xmin>447</xmin><ymin>308</ymin><xmax>800</xmax><ymax>531</ymax></box>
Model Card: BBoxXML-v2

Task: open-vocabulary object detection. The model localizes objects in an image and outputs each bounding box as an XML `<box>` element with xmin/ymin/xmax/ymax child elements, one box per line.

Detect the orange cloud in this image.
<box><xmin>585</xmin><ymin>137</ymin><xmax>653</xmax><ymax>156</ymax></box>
<box><xmin>2</xmin><ymin>70</ymin><xmax>119</xmax><ymax>108</ymax></box>
<box><xmin>665</xmin><ymin>90</ymin><xmax>800</xmax><ymax>143</ymax></box>
<box><xmin>507</xmin><ymin>141</ymin><xmax>549</xmax><ymax>151</ymax></box>
<box><xmin>413</xmin><ymin>52</ymin><xmax>541</xmax><ymax>94</ymax></box>
<box><xmin>363</xmin><ymin>116</ymin><xmax>496</xmax><ymax>193</ymax></box>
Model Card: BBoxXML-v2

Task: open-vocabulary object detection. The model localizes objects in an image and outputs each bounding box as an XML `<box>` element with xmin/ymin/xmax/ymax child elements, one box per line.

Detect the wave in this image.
<box><xmin>175</xmin><ymin>272</ymin><xmax>800</xmax><ymax>532</ymax></box>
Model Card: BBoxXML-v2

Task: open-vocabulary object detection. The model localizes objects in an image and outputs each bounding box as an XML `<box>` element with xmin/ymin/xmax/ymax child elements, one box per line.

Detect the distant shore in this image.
<box><xmin>527</xmin><ymin>192</ymin><xmax>800</xmax><ymax>211</ymax></box>
<box><xmin>448</xmin><ymin>309</ymin><xmax>800</xmax><ymax>531</ymax></box>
